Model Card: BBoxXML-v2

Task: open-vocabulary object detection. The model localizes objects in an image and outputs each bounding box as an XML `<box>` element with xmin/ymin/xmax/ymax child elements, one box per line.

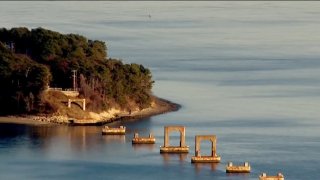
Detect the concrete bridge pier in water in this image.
<box><xmin>191</xmin><ymin>135</ymin><xmax>221</xmax><ymax>163</ymax></box>
<box><xmin>160</xmin><ymin>126</ymin><xmax>189</xmax><ymax>153</ymax></box>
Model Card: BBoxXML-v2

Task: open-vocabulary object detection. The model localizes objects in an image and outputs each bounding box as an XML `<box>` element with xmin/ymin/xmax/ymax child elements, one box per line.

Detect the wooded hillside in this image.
<box><xmin>0</xmin><ymin>27</ymin><xmax>153</xmax><ymax>115</ymax></box>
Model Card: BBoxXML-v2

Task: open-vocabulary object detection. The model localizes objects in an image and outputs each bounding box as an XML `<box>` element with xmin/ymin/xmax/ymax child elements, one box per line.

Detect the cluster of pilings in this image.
<box><xmin>101</xmin><ymin>125</ymin><xmax>284</xmax><ymax>179</ymax></box>
<box><xmin>158</xmin><ymin>125</ymin><xmax>284</xmax><ymax>179</ymax></box>
<box><xmin>159</xmin><ymin>126</ymin><xmax>220</xmax><ymax>163</ymax></box>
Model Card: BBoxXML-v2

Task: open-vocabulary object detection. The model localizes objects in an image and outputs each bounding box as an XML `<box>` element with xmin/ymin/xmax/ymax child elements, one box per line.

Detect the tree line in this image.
<box><xmin>0</xmin><ymin>27</ymin><xmax>153</xmax><ymax>114</ymax></box>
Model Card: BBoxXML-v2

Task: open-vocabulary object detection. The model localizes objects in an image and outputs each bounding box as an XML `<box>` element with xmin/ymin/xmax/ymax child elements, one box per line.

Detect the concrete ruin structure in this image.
<box><xmin>226</xmin><ymin>162</ymin><xmax>251</xmax><ymax>173</ymax></box>
<box><xmin>102</xmin><ymin>126</ymin><xmax>126</xmax><ymax>135</ymax></box>
<box><xmin>160</xmin><ymin>126</ymin><xmax>189</xmax><ymax>153</ymax></box>
<box><xmin>191</xmin><ymin>135</ymin><xmax>221</xmax><ymax>163</ymax></box>
<box><xmin>259</xmin><ymin>173</ymin><xmax>284</xmax><ymax>180</ymax></box>
<box><xmin>132</xmin><ymin>133</ymin><xmax>156</xmax><ymax>144</ymax></box>
<box><xmin>68</xmin><ymin>98</ymin><xmax>86</xmax><ymax>111</ymax></box>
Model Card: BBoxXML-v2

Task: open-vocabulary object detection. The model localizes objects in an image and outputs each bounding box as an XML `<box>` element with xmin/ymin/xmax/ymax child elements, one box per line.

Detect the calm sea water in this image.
<box><xmin>1</xmin><ymin>2</ymin><xmax>320</xmax><ymax>180</ymax></box>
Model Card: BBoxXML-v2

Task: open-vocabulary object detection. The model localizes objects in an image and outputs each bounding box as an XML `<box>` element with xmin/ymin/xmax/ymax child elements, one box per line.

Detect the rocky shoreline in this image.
<box><xmin>0</xmin><ymin>97</ymin><xmax>180</xmax><ymax>126</ymax></box>
<box><xmin>103</xmin><ymin>98</ymin><xmax>181</xmax><ymax>125</ymax></box>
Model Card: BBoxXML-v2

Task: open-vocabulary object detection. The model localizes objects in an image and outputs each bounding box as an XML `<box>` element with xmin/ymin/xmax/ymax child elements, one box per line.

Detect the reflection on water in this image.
<box><xmin>161</xmin><ymin>153</ymin><xmax>188</xmax><ymax>165</ymax></box>
<box><xmin>29</xmin><ymin>126</ymin><xmax>104</xmax><ymax>151</ymax></box>
<box><xmin>102</xmin><ymin>135</ymin><xmax>126</xmax><ymax>144</ymax></box>
<box><xmin>226</xmin><ymin>172</ymin><xmax>250</xmax><ymax>180</ymax></box>
<box><xmin>132</xmin><ymin>144</ymin><xmax>155</xmax><ymax>151</ymax></box>
<box><xmin>4</xmin><ymin>125</ymin><xmax>130</xmax><ymax>152</ymax></box>
<box><xmin>193</xmin><ymin>163</ymin><xmax>219</xmax><ymax>173</ymax></box>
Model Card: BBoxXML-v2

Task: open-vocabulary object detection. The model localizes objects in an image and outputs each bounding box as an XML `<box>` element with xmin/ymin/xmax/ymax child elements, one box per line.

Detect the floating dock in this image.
<box><xmin>259</xmin><ymin>173</ymin><xmax>284</xmax><ymax>180</ymax></box>
<box><xmin>102</xmin><ymin>126</ymin><xmax>126</xmax><ymax>135</ymax></box>
<box><xmin>226</xmin><ymin>162</ymin><xmax>250</xmax><ymax>173</ymax></box>
<box><xmin>191</xmin><ymin>135</ymin><xmax>221</xmax><ymax>163</ymax></box>
<box><xmin>132</xmin><ymin>133</ymin><xmax>156</xmax><ymax>144</ymax></box>
<box><xmin>160</xmin><ymin>126</ymin><xmax>189</xmax><ymax>153</ymax></box>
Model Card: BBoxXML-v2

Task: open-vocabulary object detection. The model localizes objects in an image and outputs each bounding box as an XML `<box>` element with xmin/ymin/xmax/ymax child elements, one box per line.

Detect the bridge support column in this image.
<box><xmin>180</xmin><ymin>127</ymin><xmax>186</xmax><ymax>147</ymax></box>
<box><xmin>195</xmin><ymin>135</ymin><xmax>217</xmax><ymax>157</ymax></box>
<box><xmin>82</xmin><ymin>99</ymin><xmax>86</xmax><ymax>111</ymax></box>
<box><xmin>164</xmin><ymin>126</ymin><xmax>169</xmax><ymax>147</ymax></box>
<box><xmin>160</xmin><ymin>126</ymin><xmax>189</xmax><ymax>153</ymax></box>
<box><xmin>212</xmin><ymin>138</ymin><xmax>216</xmax><ymax>156</ymax></box>
<box><xmin>191</xmin><ymin>135</ymin><xmax>220</xmax><ymax>163</ymax></box>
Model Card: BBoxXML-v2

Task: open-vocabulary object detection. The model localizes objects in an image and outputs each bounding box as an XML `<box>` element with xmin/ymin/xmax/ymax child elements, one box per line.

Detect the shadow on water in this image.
<box><xmin>0</xmin><ymin>124</ymin><xmax>32</xmax><ymax>148</ymax></box>
<box><xmin>0</xmin><ymin>123</ymin><xmax>28</xmax><ymax>138</ymax></box>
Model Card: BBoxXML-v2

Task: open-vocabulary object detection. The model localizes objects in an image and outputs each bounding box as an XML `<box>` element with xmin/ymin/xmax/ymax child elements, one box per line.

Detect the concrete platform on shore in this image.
<box><xmin>0</xmin><ymin>116</ymin><xmax>52</xmax><ymax>125</ymax></box>
<box><xmin>0</xmin><ymin>97</ymin><xmax>180</xmax><ymax>126</ymax></box>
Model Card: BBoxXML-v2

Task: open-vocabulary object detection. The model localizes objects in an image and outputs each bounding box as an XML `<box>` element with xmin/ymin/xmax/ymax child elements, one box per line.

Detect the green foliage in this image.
<box><xmin>0</xmin><ymin>27</ymin><xmax>154</xmax><ymax>114</ymax></box>
<box><xmin>0</xmin><ymin>42</ymin><xmax>51</xmax><ymax>114</ymax></box>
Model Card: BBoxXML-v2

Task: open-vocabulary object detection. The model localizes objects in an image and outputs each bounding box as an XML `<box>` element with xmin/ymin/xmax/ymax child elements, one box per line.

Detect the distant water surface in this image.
<box><xmin>1</xmin><ymin>2</ymin><xmax>320</xmax><ymax>180</ymax></box>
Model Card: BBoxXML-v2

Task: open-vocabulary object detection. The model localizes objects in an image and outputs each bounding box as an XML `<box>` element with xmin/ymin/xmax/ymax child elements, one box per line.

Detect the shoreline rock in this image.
<box><xmin>0</xmin><ymin>97</ymin><xmax>180</xmax><ymax>126</ymax></box>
